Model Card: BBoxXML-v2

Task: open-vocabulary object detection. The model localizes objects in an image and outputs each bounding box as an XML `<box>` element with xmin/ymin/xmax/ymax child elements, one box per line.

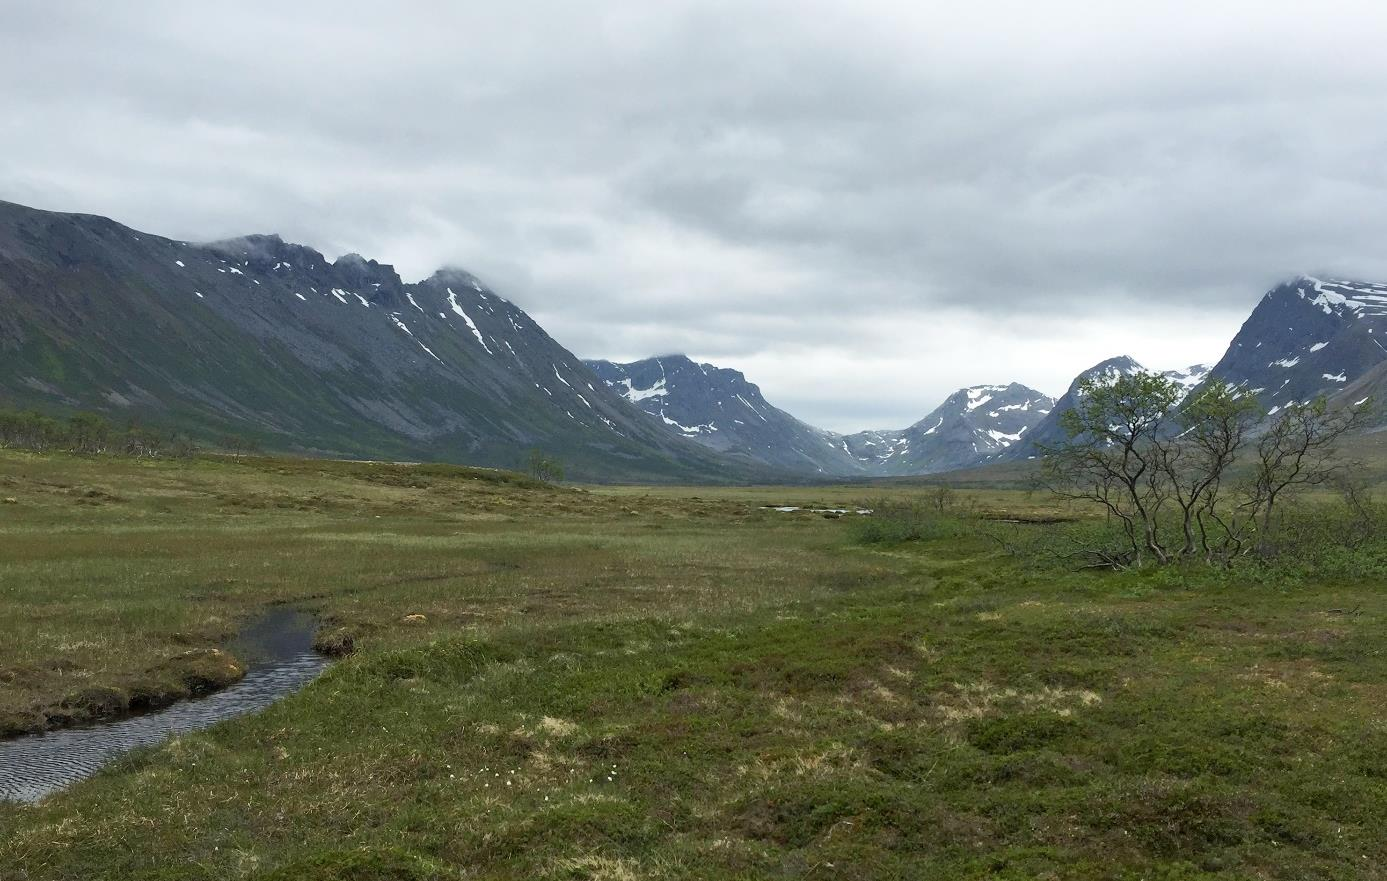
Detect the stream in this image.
<box><xmin>0</xmin><ymin>607</ymin><xmax>329</xmax><ymax>803</ymax></box>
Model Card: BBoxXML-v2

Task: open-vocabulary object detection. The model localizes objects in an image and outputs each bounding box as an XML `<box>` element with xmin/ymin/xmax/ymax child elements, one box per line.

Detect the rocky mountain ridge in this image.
<box><xmin>0</xmin><ymin>199</ymin><xmax>769</xmax><ymax>482</ymax></box>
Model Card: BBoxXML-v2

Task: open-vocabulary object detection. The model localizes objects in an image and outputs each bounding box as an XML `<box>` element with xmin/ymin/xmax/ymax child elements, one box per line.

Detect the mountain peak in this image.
<box><xmin>1283</xmin><ymin>275</ymin><xmax>1387</xmax><ymax>318</ymax></box>
<box><xmin>332</xmin><ymin>253</ymin><xmax>404</xmax><ymax>300</ymax></box>
<box><xmin>1084</xmin><ymin>355</ymin><xmax>1144</xmax><ymax>375</ymax></box>
<box><xmin>1201</xmin><ymin>275</ymin><xmax>1387</xmax><ymax>415</ymax></box>
<box><xmin>842</xmin><ymin>381</ymin><xmax>1054</xmax><ymax>475</ymax></box>
<box><xmin>585</xmin><ymin>354</ymin><xmax>857</xmax><ymax>474</ymax></box>
<box><xmin>204</xmin><ymin>233</ymin><xmax>328</xmax><ymax>272</ymax></box>
<box><xmin>425</xmin><ymin>266</ymin><xmax>489</xmax><ymax>291</ymax></box>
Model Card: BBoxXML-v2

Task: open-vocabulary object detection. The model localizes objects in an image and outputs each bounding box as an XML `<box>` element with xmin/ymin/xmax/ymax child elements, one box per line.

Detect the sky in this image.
<box><xmin>4</xmin><ymin>2</ymin><xmax>1387</xmax><ymax>432</ymax></box>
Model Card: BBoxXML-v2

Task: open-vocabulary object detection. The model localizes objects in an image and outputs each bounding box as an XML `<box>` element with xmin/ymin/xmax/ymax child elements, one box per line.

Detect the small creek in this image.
<box><xmin>0</xmin><ymin>607</ymin><xmax>329</xmax><ymax>804</ymax></box>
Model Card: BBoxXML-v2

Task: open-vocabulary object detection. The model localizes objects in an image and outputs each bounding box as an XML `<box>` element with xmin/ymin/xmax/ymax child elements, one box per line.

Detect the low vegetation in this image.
<box><xmin>1</xmin><ymin>449</ymin><xmax>1385</xmax><ymax>879</ymax></box>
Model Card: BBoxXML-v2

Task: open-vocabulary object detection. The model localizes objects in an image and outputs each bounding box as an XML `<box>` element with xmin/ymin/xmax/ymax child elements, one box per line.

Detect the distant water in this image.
<box><xmin>0</xmin><ymin>608</ymin><xmax>329</xmax><ymax>804</ymax></box>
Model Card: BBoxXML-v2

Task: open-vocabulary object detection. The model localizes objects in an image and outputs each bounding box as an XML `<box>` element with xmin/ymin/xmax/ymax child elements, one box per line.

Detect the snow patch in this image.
<box><xmin>446</xmin><ymin>288</ymin><xmax>493</xmax><ymax>354</ymax></box>
<box><xmin>389</xmin><ymin>314</ymin><xmax>444</xmax><ymax>363</ymax></box>
<box><xmin>619</xmin><ymin>377</ymin><xmax>667</xmax><ymax>402</ymax></box>
<box><xmin>985</xmin><ymin>428</ymin><xmax>1024</xmax><ymax>446</ymax></box>
<box><xmin>661</xmin><ymin>413</ymin><xmax>717</xmax><ymax>435</ymax></box>
<box><xmin>964</xmin><ymin>388</ymin><xmax>995</xmax><ymax>411</ymax></box>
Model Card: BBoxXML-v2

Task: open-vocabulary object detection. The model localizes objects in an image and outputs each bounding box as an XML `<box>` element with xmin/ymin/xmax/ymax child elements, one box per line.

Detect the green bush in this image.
<box><xmin>852</xmin><ymin>498</ymin><xmax>966</xmax><ymax>545</ymax></box>
<box><xmin>985</xmin><ymin>493</ymin><xmax>1387</xmax><ymax>585</ymax></box>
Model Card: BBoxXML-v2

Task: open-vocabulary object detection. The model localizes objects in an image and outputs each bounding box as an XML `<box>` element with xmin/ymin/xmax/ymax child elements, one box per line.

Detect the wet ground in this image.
<box><xmin>0</xmin><ymin>608</ymin><xmax>328</xmax><ymax>803</ymax></box>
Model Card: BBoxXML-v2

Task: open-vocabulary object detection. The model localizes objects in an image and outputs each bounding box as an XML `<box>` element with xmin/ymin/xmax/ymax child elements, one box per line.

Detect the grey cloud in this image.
<box><xmin>3</xmin><ymin>1</ymin><xmax>1386</xmax><ymax>430</ymax></box>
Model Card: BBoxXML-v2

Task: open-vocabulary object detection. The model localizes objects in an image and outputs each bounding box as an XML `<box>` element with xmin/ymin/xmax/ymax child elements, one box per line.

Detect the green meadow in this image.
<box><xmin>1</xmin><ymin>449</ymin><xmax>1385</xmax><ymax>880</ymax></box>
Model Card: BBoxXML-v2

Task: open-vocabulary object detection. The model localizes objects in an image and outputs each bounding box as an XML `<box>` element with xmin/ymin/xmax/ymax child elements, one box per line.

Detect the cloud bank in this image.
<box><xmin>3</xmin><ymin>1</ymin><xmax>1386</xmax><ymax>430</ymax></box>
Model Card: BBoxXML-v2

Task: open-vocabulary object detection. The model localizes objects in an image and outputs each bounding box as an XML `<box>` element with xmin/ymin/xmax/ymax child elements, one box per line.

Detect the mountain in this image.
<box><xmin>1003</xmin><ymin>274</ymin><xmax>1387</xmax><ymax>464</ymax></box>
<box><xmin>1004</xmin><ymin>357</ymin><xmax>1211</xmax><ymax>459</ymax></box>
<box><xmin>1162</xmin><ymin>363</ymin><xmax>1214</xmax><ymax>399</ymax></box>
<box><xmin>588</xmin><ymin>354</ymin><xmax>1056</xmax><ymax>476</ymax></box>
<box><xmin>842</xmin><ymin>383</ymin><xmax>1055</xmax><ymax>475</ymax></box>
<box><xmin>1205</xmin><ymin>276</ymin><xmax>1387</xmax><ymax>416</ymax></box>
<box><xmin>585</xmin><ymin>355</ymin><xmax>862</xmax><ymax>474</ymax></box>
<box><xmin>0</xmin><ymin>199</ymin><xmax>766</xmax><ymax>482</ymax></box>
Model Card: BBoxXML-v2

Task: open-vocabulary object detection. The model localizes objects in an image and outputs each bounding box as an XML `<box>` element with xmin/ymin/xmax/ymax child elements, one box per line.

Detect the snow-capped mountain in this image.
<box><xmin>0</xmin><ymin>199</ymin><xmax>768</xmax><ymax>482</ymax></box>
<box><xmin>842</xmin><ymin>383</ymin><xmax>1055</xmax><ymax>475</ymax></box>
<box><xmin>588</xmin><ymin>357</ymin><xmax>1056</xmax><ymax>476</ymax></box>
<box><xmin>585</xmin><ymin>355</ymin><xmax>862</xmax><ymax>474</ymax></box>
<box><xmin>1163</xmin><ymin>363</ymin><xmax>1214</xmax><ymax>400</ymax></box>
<box><xmin>1205</xmin><ymin>276</ymin><xmax>1387</xmax><ymax>416</ymax></box>
<box><xmin>1003</xmin><ymin>357</ymin><xmax>1211</xmax><ymax>458</ymax></box>
<box><xmin>16</xmin><ymin>199</ymin><xmax>1377</xmax><ymax>482</ymax></box>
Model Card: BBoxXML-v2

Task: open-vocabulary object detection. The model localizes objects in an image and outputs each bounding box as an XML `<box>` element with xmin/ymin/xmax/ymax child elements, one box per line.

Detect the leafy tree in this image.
<box><xmin>1245</xmin><ymin>398</ymin><xmax>1374</xmax><ymax>555</ymax></box>
<box><xmin>1042</xmin><ymin>370</ymin><xmax>1372</xmax><ymax>568</ymax></box>
<box><xmin>525</xmin><ymin>448</ymin><xmax>565</xmax><ymax>483</ymax></box>
<box><xmin>1044</xmin><ymin>371</ymin><xmax>1182</xmax><ymax>567</ymax></box>
<box><xmin>1163</xmin><ymin>383</ymin><xmax>1261</xmax><ymax>558</ymax></box>
<box><xmin>0</xmin><ymin>406</ymin><xmax>200</xmax><ymax>459</ymax></box>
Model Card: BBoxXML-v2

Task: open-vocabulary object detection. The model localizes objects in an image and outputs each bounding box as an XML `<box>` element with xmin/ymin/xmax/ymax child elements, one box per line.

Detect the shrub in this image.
<box><xmin>852</xmin><ymin>498</ymin><xmax>965</xmax><ymax>545</ymax></box>
<box><xmin>0</xmin><ymin>405</ymin><xmax>199</xmax><ymax>458</ymax></box>
<box><xmin>525</xmin><ymin>448</ymin><xmax>565</xmax><ymax>483</ymax></box>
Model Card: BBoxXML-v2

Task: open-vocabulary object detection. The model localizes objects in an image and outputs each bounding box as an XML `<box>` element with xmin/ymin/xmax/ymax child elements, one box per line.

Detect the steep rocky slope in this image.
<box><xmin>0</xmin><ymin>200</ymin><xmax>763</xmax><ymax>482</ymax></box>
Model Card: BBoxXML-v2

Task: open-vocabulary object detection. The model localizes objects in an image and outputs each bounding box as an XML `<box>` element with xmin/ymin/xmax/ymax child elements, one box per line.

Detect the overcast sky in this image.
<box><xmin>4</xmin><ymin>2</ymin><xmax>1387</xmax><ymax>431</ymax></box>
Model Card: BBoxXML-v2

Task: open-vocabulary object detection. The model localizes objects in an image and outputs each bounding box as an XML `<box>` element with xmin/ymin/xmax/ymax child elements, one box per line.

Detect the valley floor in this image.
<box><xmin>0</xmin><ymin>451</ymin><xmax>1385</xmax><ymax>879</ymax></box>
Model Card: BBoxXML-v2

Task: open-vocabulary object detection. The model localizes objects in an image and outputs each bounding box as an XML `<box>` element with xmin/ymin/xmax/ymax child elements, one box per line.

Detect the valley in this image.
<box><xmin>6</xmin><ymin>7</ymin><xmax>1387</xmax><ymax>879</ymax></box>
<box><xmin>2</xmin><ymin>448</ymin><xmax>1386</xmax><ymax>878</ymax></box>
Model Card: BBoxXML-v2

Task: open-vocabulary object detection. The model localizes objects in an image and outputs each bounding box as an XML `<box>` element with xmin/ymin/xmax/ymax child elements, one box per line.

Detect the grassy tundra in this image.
<box><xmin>1</xmin><ymin>450</ymin><xmax>1386</xmax><ymax>880</ymax></box>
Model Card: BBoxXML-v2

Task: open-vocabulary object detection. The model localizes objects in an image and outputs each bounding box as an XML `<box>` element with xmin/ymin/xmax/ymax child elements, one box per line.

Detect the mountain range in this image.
<box><xmin>586</xmin><ymin>356</ymin><xmax>1057</xmax><ymax>476</ymax></box>
<box><xmin>0</xmin><ymin>199</ymin><xmax>768</xmax><ymax>482</ymax></box>
<box><xmin>2</xmin><ymin>198</ymin><xmax>1383</xmax><ymax>482</ymax></box>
